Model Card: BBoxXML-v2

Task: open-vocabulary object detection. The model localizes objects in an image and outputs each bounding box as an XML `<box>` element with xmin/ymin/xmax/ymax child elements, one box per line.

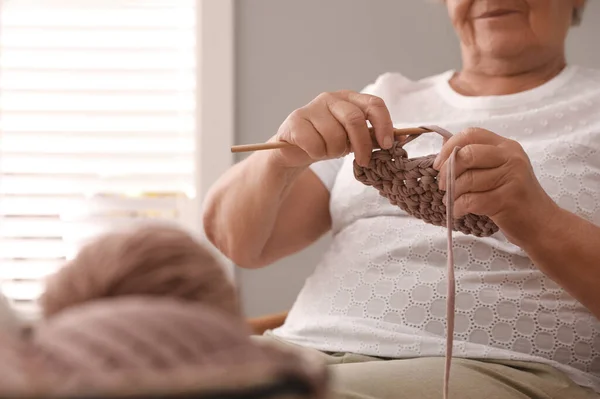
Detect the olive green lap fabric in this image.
<box><xmin>257</xmin><ymin>333</ymin><xmax>599</xmax><ymax>399</ymax></box>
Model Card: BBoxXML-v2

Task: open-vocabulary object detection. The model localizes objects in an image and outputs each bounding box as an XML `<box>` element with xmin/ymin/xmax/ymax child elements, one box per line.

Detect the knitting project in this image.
<box><xmin>354</xmin><ymin>126</ymin><xmax>499</xmax><ymax>399</ymax></box>
<box><xmin>353</xmin><ymin>126</ymin><xmax>499</xmax><ymax>237</ymax></box>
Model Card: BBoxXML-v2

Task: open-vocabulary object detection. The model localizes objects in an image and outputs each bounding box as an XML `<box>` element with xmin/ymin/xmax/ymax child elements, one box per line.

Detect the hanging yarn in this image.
<box><xmin>353</xmin><ymin>126</ymin><xmax>499</xmax><ymax>399</ymax></box>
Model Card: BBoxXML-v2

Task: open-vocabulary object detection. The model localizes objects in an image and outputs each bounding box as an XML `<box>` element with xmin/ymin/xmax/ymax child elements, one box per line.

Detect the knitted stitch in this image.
<box><xmin>353</xmin><ymin>128</ymin><xmax>499</xmax><ymax>237</ymax></box>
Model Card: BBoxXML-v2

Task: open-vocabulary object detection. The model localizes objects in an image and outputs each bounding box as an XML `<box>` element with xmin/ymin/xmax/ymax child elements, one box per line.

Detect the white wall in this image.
<box><xmin>234</xmin><ymin>0</ymin><xmax>600</xmax><ymax>317</ymax></box>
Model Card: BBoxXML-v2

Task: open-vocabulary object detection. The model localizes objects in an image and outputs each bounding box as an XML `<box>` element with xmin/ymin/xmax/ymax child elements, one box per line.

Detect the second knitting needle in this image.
<box><xmin>231</xmin><ymin>127</ymin><xmax>432</xmax><ymax>153</ymax></box>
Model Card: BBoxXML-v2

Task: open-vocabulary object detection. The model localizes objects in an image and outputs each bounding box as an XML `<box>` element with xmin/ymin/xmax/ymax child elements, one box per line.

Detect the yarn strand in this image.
<box><xmin>353</xmin><ymin>125</ymin><xmax>492</xmax><ymax>399</ymax></box>
<box><xmin>420</xmin><ymin>126</ymin><xmax>457</xmax><ymax>399</ymax></box>
<box><xmin>444</xmin><ymin>146</ymin><xmax>458</xmax><ymax>399</ymax></box>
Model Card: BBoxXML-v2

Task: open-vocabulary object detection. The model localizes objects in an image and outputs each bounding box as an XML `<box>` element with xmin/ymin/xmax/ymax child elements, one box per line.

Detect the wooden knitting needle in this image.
<box><xmin>231</xmin><ymin>127</ymin><xmax>433</xmax><ymax>153</ymax></box>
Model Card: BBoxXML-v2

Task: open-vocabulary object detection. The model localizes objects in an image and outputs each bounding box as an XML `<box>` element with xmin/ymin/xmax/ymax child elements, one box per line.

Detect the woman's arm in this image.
<box><xmin>520</xmin><ymin>208</ymin><xmax>600</xmax><ymax>319</ymax></box>
<box><xmin>203</xmin><ymin>90</ymin><xmax>394</xmax><ymax>268</ymax></box>
<box><xmin>203</xmin><ymin>152</ymin><xmax>331</xmax><ymax>269</ymax></box>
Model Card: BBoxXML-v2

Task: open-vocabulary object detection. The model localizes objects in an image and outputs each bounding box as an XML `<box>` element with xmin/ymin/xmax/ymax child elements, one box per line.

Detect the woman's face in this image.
<box><xmin>446</xmin><ymin>0</ymin><xmax>584</xmax><ymax>61</ymax></box>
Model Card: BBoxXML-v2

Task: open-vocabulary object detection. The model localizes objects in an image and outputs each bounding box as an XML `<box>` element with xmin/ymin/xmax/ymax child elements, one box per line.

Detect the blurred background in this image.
<box><xmin>0</xmin><ymin>0</ymin><xmax>599</xmax><ymax>319</ymax></box>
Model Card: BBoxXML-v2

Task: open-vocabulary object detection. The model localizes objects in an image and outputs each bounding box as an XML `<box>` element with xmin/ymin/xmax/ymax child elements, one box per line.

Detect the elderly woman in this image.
<box><xmin>204</xmin><ymin>0</ymin><xmax>600</xmax><ymax>398</ymax></box>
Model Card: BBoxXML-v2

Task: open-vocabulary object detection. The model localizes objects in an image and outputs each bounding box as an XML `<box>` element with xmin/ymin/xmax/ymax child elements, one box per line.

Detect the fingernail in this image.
<box><xmin>442</xmin><ymin>194</ymin><xmax>447</xmax><ymax>206</ymax></box>
<box><xmin>383</xmin><ymin>136</ymin><xmax>393</xmax><ymax>149</ymax></box>
<box><xmin>356</xmin><ymin>156</ymin><xmax>366</xmax><ymax>167</ymax></box>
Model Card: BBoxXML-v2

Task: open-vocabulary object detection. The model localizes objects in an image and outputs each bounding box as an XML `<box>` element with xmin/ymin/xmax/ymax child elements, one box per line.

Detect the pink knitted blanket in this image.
<box><xmin>0</xmin><ymin>225</ymin><xmax>328</xmax><ymax>399</ymax></box>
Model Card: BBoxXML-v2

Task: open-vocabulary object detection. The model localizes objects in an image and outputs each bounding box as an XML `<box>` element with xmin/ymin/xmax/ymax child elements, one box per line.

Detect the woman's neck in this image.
<box><xmin>450</xmin><ymin>52</ymin><xmax>567</xmax><ymax>96</ymax></box>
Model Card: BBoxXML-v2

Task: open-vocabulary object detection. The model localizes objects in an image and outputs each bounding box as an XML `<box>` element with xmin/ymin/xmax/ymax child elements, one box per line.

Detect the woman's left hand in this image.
<box><xmin>432</xmin><ymin>127</ymin><xmax>560</xmax><ymax>244</ymax></box>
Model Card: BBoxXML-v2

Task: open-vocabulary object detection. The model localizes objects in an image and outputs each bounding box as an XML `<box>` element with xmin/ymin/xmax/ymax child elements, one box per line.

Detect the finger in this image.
<box><xmin>437</xmin><ymin>144</ymin><xmax>508</xmax><ymax>190</ymax></box>
<box><xmin>278</xmin><ymin>110</ymin><xmax>327</xmax><ymax>160</ymax></box>
<box><xmin>433</xmin><ymin>127</ymin><xmax>506</xmax><ymax>170</ymax></box>
<box><xmin>452</xmin><ymin>187</ymin><xmax>504</xmax><ymax>218</ymax></box>
<box><xmin>447</xmin><ymin>167</ymin><xmax>510</xmax><ymax>201</ymax></box>
<box><xmin>337</xmin><ymin>91</ymin><xmax>394</xmax><ymax>150</ymax></box>
<box><xmin>327</xmin><ymin>100</ymin><xmax>372</xmax><ymax>167</ymax></box>
<box><xmin>306</xmin><ymin>104</ymin><xmax>351</xmax><ymax>158</ymax></box>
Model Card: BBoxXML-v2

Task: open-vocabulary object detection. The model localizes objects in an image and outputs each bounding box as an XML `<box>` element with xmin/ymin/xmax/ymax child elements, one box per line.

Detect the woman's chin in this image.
<box><xmin>476</xmin><ymin>35</ymin><xmax>533</xmax><ymax>60</ymax></box>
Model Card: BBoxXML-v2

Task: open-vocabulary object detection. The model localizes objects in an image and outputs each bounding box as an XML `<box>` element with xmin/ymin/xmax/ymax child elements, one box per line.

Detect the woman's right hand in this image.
<box><xmin>270</xmin><ymin>90</ymin><xmax>395</xmax><ymax>169</ymax></box>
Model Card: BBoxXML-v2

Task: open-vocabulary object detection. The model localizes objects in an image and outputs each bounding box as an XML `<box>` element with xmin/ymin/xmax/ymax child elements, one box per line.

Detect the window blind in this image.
<box><xmin>0</xmin><ymin>0</ymin><xmax>198</xmax><ymax>318</ymax></box>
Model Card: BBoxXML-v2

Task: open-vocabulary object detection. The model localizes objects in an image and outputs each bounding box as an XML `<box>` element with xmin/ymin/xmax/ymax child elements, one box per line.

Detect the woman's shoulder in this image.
<box><xmin>574</xmin><ymin>65</ymin><xmax>600</xmax><ymax>80</ymax></box>
<box><xmin>562</xmin><ymin>65</ymin><xmax>600</xmax><ymax>94</ymax></box>
<box><xmin>568</xmin><ymin>66</ymin><xmax>600</xmax><ymax>111</ymax></box>
<box><xmin>361</xmin><ymin>71</ymin><xmax>451</xmax><ymax>102</ymax></box>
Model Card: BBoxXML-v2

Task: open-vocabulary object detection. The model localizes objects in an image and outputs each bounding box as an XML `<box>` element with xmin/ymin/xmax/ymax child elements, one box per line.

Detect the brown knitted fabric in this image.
<box><xmin>353</xmin><ymin>133</ymin><xmax>499</xmax><ymax>237</ymax></box>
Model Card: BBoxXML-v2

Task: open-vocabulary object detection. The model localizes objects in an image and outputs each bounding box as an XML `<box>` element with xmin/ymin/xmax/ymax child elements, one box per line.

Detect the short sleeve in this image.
<box><xmin>309</xmin><ymin>158</ymin><xmax>345</xmax><ymax>191</ymax></box>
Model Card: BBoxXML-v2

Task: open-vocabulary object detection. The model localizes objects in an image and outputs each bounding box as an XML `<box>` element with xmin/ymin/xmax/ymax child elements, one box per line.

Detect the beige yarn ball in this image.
<box><xmin>40</xmin><ymin>225</ymin><xmax>239</xmax><ymax>318</ymax></box>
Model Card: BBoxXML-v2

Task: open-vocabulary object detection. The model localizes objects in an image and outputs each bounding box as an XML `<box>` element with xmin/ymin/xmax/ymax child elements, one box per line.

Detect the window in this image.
<box><xmin>0</xmin><ymin>0</ymin><xmax>234</xmax><ymax>318</ymax></box>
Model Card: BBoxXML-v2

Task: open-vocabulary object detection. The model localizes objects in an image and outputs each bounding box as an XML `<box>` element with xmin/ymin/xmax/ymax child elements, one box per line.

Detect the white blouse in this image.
<box><xmin>273</xmin><ymin>65</ymin><xmax>600</xmax><ymax>392</ymax></box>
